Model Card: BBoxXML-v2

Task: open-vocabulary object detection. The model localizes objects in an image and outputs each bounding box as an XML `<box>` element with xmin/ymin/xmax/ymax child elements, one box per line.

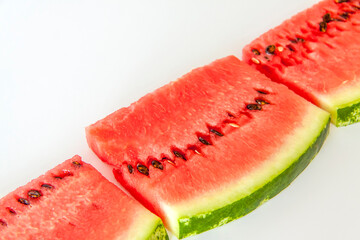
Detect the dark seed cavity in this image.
<box><xmin>198</xmin><ymin>137</ymin><xmax>211</xmax><ymax>145</ymax></box>
<box><xmin>6</xmin><ymin>207</ymin><xmax>16</xmax><ymax>215</ymax></box>
<box><xmin>319</xmin><ymin>22</ymin><xmax>327</xmax><ymax>32</ymax></box>
<box><xmin>339</xmin><ymin>12</ymin><xmax>350</xmax><ymax>19</ymax></box>
<box><xmin>0</xmin><ymin>219</ymin><xmax>7</xmax><ymax>227</ymax></box>
<box><xmin>251</xmin><ymin>49</ymin><xmax>260</xmax><ymax>55</ymax></box>
<box><xmin>53</xmin><ymin>170</ymin><xmax>73</xmax><ymax>180</ymax></box>
<box><xmin>266</xmin><ymin>45</ymin><xmax>276</xmax><ymax>54</ymax></box>
<box><xmin>137</xmin><ymin>164</ymin><xmax>149</xmax><ymax>176</ymax></box>
<box><xmin>28</xmin><ymin>190</ymin><xmax>42</xmax><ymax>199</ymax></box>
<box><xmin>188</xmin><ymin>145</ymin><xmax>201</xmax><ymax>155</ymax></box>
<box><xmin>41</xmin><ymin>183</ymin><xmax>54</xmax><ymax>189</ymax></box>
<box><xmin>127</xmin><ymin>164</ymin><xmax>134</xmax><ymax>174</ymax></box>
<box><xmin>227</xmin><ymin>112</ymin><xmax>236</xmax><ymax>118</ymax></box>
<box><xmin>287</xmin><ymin>44</ymin><xmax>296</xmax><ymax>52</ymax></box>
<box><xmin>210</xmin><ymin>129</ymin><xmax>224</xmax><ymax>137</ymax></box>
<box><xmin>173</xmin><ymin>150</ymin><xmax>186</xmax><ymax>160</ymax></box>
<box><xmin>256</xmin><ymin>90</ymin><xmax>268</xmax><ymax>95</ymax></box>
<box><xmin>247</xmin><ymin>104</ymin><xmax>262</xmax><ymax>111</ymax></box>
<box><xmin>323</xmin><ymin>13</ymin><xmax>332</xmax><ymax>23</ymax></box>
<box><xmin>151</xmin><ymin>160</ymin><xmax>163</xmax><ymax>170</ymax></box>
<box><xmin>255</xmin><ymin>98</ymin><xmax>269</xmax><ymax>105</ymax></box>
<box><xmin>72</xmin><ymin>161</ymin><xmax>82</xmax><ymax>167</ymax></box>
<box><xmin>18</xmin><ymin>198</ymin><xmax>30</xmax><ymax>205</ymax></box>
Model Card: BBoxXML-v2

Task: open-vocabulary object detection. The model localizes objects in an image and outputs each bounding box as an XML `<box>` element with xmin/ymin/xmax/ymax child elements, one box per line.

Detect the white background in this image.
<box><xmin>1</xmin><ymin>0</ymin><xmax>360</xmax><ymax>239</ymax></box>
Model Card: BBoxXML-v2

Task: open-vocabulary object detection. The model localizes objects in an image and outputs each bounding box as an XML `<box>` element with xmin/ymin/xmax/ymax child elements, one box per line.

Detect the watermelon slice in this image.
<box><xmin>243</xmin><ymin>0</ymin><xmax>360</xmax><ymax>127</ymax></box>
<box><xmin>86</xmin><ymin>56</ymin><xmax>330</xmax><ymax>238</ymax></box>
<box><xmin>0</xmin><ymin>155</ymin><xmax>168</xmax><ymax>240</ymax></box>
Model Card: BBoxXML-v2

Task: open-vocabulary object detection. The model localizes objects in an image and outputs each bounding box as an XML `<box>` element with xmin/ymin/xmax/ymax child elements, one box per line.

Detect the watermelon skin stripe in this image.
<box><xmin>177</xmin><ymin>119</ymin><xmax>330</xmax><ymax>238</ymax></box>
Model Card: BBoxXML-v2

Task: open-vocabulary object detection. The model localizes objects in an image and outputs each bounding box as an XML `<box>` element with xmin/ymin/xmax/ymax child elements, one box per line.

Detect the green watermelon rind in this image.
<box><xmin>146</xmin><ymin>220</ymin><xmax>169</xmax><ymax>240</ymax></box>
<box><xmin>176</xmin><ymin>118</ymin><xmax>330</xmax><ymax>239</ymax></box>
<box><xmin>318</xmin><ymin>86</ymin><xmax>360</xmax><ymax>127</ymax></box>
<box><xmin>336</xmin><ymin>100</ymin><xmax>360</xmax><ymax>127</ymax></box>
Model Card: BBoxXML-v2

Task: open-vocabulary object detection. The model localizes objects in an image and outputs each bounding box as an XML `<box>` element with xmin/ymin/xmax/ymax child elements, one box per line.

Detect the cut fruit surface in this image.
<box><xmin>86</xmin><ymin>56</ymin><xmax>330</xmax><ymax>238</ymax></box>
<box><xmin>0</xmin><ymin>155</ymin><xmax>168</xmax><ymax>240</ymax></box>
<box><xmin>243</xmin><ymin>0</ymin><xmax>360</xmax><ymax>126</ymax></box>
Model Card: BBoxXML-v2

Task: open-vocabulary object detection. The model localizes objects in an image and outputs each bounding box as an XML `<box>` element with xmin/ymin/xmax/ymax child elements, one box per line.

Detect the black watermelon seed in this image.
<box><xmin>255</xmin><ymin>99</ymin><xmax>269</xmax><ymax>105</ymax></box>
<box><xmin>0</xmin><ymin>219</ymin><xmax>7</xmax><ymax>227</ymax></box>
<box><xmin>335</xmin><ymin>0</ymin><xmax>348</xmax><ymax>3</ymax></box>
<box><xmin>247</xmin><ymin>104</ymin><xmax>262</xmax><ymax>111</ymax></box>
<box><xmin>151</xmin><ymin>160</ymin><xmax>164</xmax><ymax>170</ymax></box>
<box><xmin>198</xmin><ymin>137</ymin><xmax>211</xmax><ymax>145</ymax></box>
<box><xmin>266</xmin><ymin>45</ymin><xmax>276</xmax><ymax>54</ymax></box>
<box><xmin>6</xmin><ymin>207</ymin><xmax>16</xmax><ymax>215</ymax></box>
<box><xmin>173</xmin><ymin>150</ymin><xmax>186</xmax><ymax>160</ymax></box>
<box><xmin>319</xmin><ymin>22</ymin><xmax>327</xmax><ymax>32</ymax></box>
<box><xmin>137</xmin><ymin>164</ymin><xmax>149</xmax><ymax>176</ymax></box>
<box><xmin>251</xmin><ymin>49</ymin><xmax>261</xmax><ymax>55</ymax></box>
<box><xmin>323</xmin><ymin>13</ymin><xmax>332</xmax><ymax>23</ymax></box>
<box><xmin>210</xmin><ymin>129</ymin><xmax>224</xmax><ymax>137</ymax></box>
<box><xmin>127</xmin><ymin>164</ymin><xmax>134</xmax><ymax>174</ymax></box>
<box><xmin>296</xmin><ymin>37</ymin><xmax>305</xmax><ymax>43</ymax></box>
<box><xmin>28</xmin><ymin>190</ymin><xmax>42</xmax><ymax>199</ymax></box>
<box><xmin>41</xmin><ymin>183</ymin><xmax>54</xmax><ymax>189</ymax></box>
<box><xmin>72</xmin><ymin>161</ymin><xmax>82</xmax><ymax>167</ymax></box>
<box><xmin>18</xmin><ymin>198</ymin><xmax>30</xmax><ymax>205</ymax></box>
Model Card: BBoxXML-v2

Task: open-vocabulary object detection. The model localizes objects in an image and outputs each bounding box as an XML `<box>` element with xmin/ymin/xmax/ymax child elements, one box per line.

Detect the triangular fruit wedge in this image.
<box><xmin>0</xmin><ymin>155</ymin><xmax>168</xmax><ymax>240</ymax></box>
<box><xmin>86</xmin><ymin>56</ymin><xmax>330</xmax><ymax>238</ymax></box>
<box><xmin>243</xmin><ymin>0</ymin><xmax>360</xmax><ymax>126</ymax></box>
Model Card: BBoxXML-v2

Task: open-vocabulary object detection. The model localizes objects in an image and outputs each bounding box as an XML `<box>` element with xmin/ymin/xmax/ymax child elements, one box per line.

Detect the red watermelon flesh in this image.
<box><xmin>0</xmin><ymin>155</ymin><xmax>168</xmax><ymax>240</ymax></box>
<box><xmin>86</xmin><ymin>56</ymin><xmax>330</xmax><ymax>238</ymax></box>
<box><xmin>243</xmin><ymin>0</ymin><xmax>360</xmax><ymax>126</ymax></box>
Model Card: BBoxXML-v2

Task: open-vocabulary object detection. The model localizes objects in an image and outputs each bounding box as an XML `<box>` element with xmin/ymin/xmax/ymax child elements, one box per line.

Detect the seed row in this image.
<box><xmin>127</xmin><ymin>90</ymin><xmax>271</xmax><ymax>176</ymax></box>
<box><xmin>0</xmin><ymin>161</ymin><xmax>82</xmax><ymax>228</ymax></box>
<box><xmin>250</xmin><ymin>0</ymin><xmax>360</xmax><ymax>67</ymax></box>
